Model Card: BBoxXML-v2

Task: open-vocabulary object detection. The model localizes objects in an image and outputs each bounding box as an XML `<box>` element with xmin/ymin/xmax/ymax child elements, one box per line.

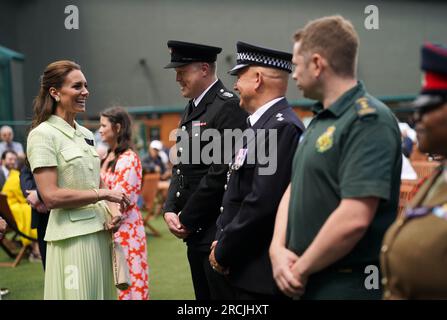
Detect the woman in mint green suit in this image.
<box><xmin>27</xmin><ymin>60</ymin><xmax>130</xmax><ymax>300</ymax></box>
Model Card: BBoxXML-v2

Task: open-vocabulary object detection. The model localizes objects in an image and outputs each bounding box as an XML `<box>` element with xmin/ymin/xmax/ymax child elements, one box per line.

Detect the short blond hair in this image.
<box><xmin>294</xmin><ymin>15</ymin><xmax>359</xmax><ymax>78</ymax></box>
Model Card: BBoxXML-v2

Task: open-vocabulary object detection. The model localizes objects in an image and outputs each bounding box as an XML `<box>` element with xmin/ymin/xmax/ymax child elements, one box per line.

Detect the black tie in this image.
<box><xmin>246</xmin><ymin>117</ymin><xmax>252</xmax><ymax>128</ymax></box>
<box><xmin>186</xmin><ymin>100</ymin><xmax>195</xmax><ymax>117</ymax></box>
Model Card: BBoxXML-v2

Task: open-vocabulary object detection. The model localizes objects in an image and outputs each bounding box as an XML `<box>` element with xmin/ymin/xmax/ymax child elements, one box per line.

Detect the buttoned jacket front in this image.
<box><xmin>27</xmin><ymin>115</ymin><xmax>109</xmax><ymax>242</ymax></box>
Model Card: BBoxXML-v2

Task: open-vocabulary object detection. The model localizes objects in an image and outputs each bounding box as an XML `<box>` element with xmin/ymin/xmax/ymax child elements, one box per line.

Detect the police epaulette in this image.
<box><xmin>355</xmin><ymin>96</ymin><xmax>377</xmax><ymax>119</ymax></box>
<box><xmin>217</xmin><ymin>88</ymin><xmax>235</xmax><ymax>99</ymax></box>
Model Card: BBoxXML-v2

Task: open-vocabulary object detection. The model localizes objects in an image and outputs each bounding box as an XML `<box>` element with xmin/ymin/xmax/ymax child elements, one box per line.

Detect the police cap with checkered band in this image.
<box><xmin>228</xmin><ymin>41</ymin><xmax>293</xmax><ymax>75</ymax></box>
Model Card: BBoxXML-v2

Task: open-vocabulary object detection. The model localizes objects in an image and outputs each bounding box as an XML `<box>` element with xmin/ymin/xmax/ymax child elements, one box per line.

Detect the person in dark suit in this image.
<box><xmin>209</xmin><ymin>41</ymin><xmax>305</xmax><ymax>299</ymax></box>
<box><xmin>0</xmin><ymin>167</ymin><xmax>5</xmax><ymax>190</ymax></box>
<box><xmin>20</xmin><ymin>161</ymin><xmax>49</xmax><ymax>270</ymax></box>
<box><xmin>162</xmin><ymin>40</ymin><xmax>248</xmax><ymax>300</ymax></box>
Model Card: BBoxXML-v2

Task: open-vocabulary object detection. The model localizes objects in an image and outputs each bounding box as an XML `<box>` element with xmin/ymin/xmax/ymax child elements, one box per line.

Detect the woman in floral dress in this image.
<box><xmin>99</xmin><ymin>107</ymin><xmax>149</xmax><ymax>300</ymax></box>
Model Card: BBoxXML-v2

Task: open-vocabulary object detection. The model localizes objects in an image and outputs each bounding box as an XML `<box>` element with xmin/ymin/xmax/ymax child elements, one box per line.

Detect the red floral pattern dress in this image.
<box><xmin>101</xmin><ymin>150</ymin><xmax>149</xmax><ymax>300</ymax></box>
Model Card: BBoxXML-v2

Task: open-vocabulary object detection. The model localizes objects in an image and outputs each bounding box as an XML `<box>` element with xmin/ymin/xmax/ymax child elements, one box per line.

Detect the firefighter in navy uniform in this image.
<box><xmin>162</xmin><ymin>40</ymin><xmax>248</xmax><ymax>300</ymax></box>
<box><xmin>209</xmin><ymin>41</ymin><xmax>305</xmax><ymax>299</ymax></box>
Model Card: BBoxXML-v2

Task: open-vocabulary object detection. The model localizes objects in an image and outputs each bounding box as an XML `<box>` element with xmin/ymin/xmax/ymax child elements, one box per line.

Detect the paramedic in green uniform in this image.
<box><xmin>269</xmin><ymin>15</ymin><xmax>402</xmax><ymax>299</ymax></box>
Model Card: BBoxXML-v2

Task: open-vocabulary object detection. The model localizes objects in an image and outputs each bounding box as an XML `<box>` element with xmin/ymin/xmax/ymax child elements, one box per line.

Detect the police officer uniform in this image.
<box><xmin>286</xmin><ymin>81</ymin><xmax>402</xmax><ymax>299</ymax></box>
<box><xmin>213</xmin><ymin>42</ymin><xmax>305</xmax><ymax>299</ymax></box>
<box><xmin>163</xmin><ymin>40</ymin><xmax>248</xmax><ymax>300</ymax></box>
<box><xmin>381</xmin><ymin>43</ymin><xmax>447</xmax><ymax>299</ymax></box>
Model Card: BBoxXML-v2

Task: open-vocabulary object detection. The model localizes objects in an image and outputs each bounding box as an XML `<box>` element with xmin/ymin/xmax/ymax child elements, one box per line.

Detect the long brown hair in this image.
<box><xmin>100</xmin><ymin>107</ymin><xmax>133</xmax><ymax>172</ymax></box>
<box><xmin>31</xmin><ymin>60</ymin><xmax>81</xmax><ymax>129</ymax></box>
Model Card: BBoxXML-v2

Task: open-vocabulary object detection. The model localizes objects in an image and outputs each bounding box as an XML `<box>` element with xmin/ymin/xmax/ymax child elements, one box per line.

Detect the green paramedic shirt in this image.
<box><xmin>286</xmin><ymin>81</ymin><xmax>402</xmax><ymax>267</ymax></box>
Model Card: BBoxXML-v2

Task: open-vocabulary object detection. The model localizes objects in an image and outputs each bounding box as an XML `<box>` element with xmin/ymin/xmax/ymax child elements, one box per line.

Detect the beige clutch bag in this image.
<box><xmin>111</xmin><ymin>238</ymin><xmax>131</xmax><ymax>291</ymax></box>
<box><xmin>103</xmin><ymin>200</ymin><xmax>131</xmax><ymax>291</ymax></box>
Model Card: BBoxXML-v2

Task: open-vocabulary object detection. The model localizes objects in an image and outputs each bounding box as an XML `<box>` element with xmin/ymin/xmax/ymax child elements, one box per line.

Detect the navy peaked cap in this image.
<box><xmin>164</xmin><ymin>40</ymin><xmax>222</xmax><ymax>69</ymax></box>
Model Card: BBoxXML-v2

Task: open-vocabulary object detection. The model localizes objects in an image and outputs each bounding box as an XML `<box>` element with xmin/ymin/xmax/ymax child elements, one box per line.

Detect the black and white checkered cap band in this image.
<box><xmin>237</xmin><ymin>52</ymin><xmax>292</xmax><ymax>72</ymax></box>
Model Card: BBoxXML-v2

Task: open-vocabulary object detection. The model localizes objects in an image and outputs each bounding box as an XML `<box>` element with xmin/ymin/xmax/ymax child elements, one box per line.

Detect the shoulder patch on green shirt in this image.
<box><xmin>355</xmin><ymin>97</ymin><xmax>377</xmax><ymax>119</ymax></box>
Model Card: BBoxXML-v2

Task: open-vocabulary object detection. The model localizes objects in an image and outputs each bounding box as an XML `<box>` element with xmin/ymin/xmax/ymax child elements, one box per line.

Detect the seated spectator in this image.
<box><xmin>142</xmin><ymin>140</ymin><xmax>168</xmax><ymax>178</ymax></box>
<box><xmin>0</xmin><ymin>217</ymin><xmax>10</xmax><ymax>300</ymax></box>
<box><xmin>399</xmin><ymin>122</ymin><xmax>417</xmax><ymax>158</ymax></box>
<box><xmin>0</xmin><ymin>217</ymin><xmax>6</xmax><ymax>240</ymax></box>
<box><xmin>0</xmin><ymin>126</ymin><xmax>25</xmax><ymax>159</ymax></box>
<box><xmin>0</xmin><ymin>150</ymin><xmax>39</xmax><ymax>259</ymax></box>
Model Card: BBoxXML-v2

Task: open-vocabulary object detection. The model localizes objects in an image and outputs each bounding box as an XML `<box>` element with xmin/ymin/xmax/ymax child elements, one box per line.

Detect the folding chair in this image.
<box><xmin>0</xmin><ymin>193</ymin><xmax>37</xmax><ymax>267</ymax></box>
<box><xmin>141</xmin><ymin>173</ymin><xmax>162</xmax><ymax>237</ymax></box>
<box><xmin>412</xmin><ymin>161</ymin><xmax>440</xmax><ymax>179</ymax></box>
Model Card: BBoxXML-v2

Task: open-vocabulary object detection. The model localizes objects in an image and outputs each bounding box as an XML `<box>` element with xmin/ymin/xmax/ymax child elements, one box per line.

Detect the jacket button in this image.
<box><xmin>176</xmin><ymin>192</ymin><xmax>180</xmax><ymax>198</ymax></box>
<box><xmin>220</xmin><ymin>206</ymin><xmax>224</xmax><ymax>213</ymax></box>
<box><xmin>383</xmin><ymin>290</ymin><xmax>391</xmax><ymax>299</ymax></box>
<box><xmin>381</xmin><ymin>278</ymin><xmax>388</xmax><ymax>286</ymax></box>
<box><xmin>176</xmin><ymin>169</ymin><xmax>181</xmax><ymax>174</ymax></box>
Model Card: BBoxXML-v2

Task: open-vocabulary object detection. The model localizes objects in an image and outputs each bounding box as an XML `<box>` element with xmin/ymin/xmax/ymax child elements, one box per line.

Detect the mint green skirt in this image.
<box><xmin>44</xmin><ymin>230</ymin><xmax>117</xmax><ymax>300</ymax></box>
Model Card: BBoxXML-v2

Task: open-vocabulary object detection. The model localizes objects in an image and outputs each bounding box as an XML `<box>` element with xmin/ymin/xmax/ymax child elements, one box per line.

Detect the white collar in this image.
<box><xmin>193</xmin><ymin>79</ymin><xmax>219</xmax><ymax>107</ymax></box>
<box><xmin>248</xmin><ymin>97</ymin><xmax>285</xmax><ymax>126</ymax></box>
<box><xmin>1</xmin><ymin>165</ymin><xmax>9</xmax><ymax>178</ymax></box>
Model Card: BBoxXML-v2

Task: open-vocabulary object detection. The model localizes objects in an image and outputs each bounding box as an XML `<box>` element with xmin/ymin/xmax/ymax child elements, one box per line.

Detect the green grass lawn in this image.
<box><xmin>0</xmin><ymin>214</ymin><xmax>194</xmax><ymax>300</ymax></box>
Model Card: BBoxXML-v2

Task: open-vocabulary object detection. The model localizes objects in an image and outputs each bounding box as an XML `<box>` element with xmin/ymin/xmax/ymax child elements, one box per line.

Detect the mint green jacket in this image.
<box><xmin>27</xmin><ymin>115</ymin><xmax>109</xmax><ymax>242</ymax></box>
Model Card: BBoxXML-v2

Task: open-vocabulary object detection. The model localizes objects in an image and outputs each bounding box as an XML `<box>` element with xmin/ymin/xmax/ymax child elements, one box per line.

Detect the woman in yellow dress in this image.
<box><xmin>1</xmin><ymin>165</ymin><xmax>38</xmax><ymax>247</ymax></box>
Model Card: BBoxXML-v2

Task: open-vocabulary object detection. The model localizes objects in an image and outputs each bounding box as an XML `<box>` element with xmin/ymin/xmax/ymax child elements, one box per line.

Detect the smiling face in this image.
<box><xmin>233</xmin><ymin>67</ymin><xmax>258</xmax><ymax>113</ymax></box>
<box><xmin>174</xmin><ymin>63</ymin><xmax>207</xmax><ymax>99</ymax></box>
<box><xmin>415</xmin><ymin>102</ymin><xmax>447</xmax><ymax>156</ymax></box>
<box><xmin>52</xmin><ymin>69</ymin><xmax>89</xmax><ymax>115</ymax></box>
